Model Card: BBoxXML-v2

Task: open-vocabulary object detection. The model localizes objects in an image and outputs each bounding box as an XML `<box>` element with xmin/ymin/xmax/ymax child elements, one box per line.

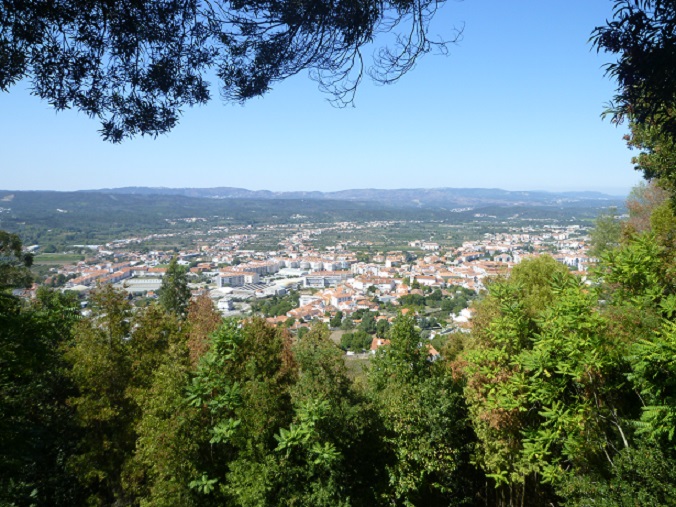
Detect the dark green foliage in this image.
<box><xmin>63</xmin><ymin>286</ymin><xmax>186</xmax><ymax>505</ymax></box>
<box><xmin>418</xmin><ymin>316</ymin><xmax>439</xmax><ymax>330</ymax></box>
<box><xmin>559</xmin><ymin>441</ymin><xmax>676</xmax><ymax>507</ymax></box>
<box><xmin>159</xmin><ymin>257</ymin><xmax>191</xmax><ymax>318</ymax></box>
<box><xmin>398</xmin><ymin>293</ymin><xmax>426</xmax><ymax>307</ymax></box>
<box><xmin>1</xmin><ymin>1</ymin><xmax>454</xmax><ymax>141</ymax></box>
<box><xmin>65</xmin><ymin>286</ymin><xmax>136</xmax><ymax>505</ymax></box>
<box><xmin>340</xmin><ymin>315</ymin><xmax>355</xmax><ymax>331</ymax></box>
<box><xmin>358</xmin><ymin>311</ymin><xmax>377</xmax><ymax>334</ymax></box>
<box><xmin>627</xmin><ymin>323</ymin><xmax>676</xmax><ymax>452</ymax></box>
<box><xmin>463</xmin><ymin>257</ymin><xmax>638</xmax><ymax>505</ymax></box>
<box><xmin>399</xmin><ymin>285</ymin><xmax>476</xmax><ymax>315</ymax></box>
<box><xmin>593</xmin><ymin>2</ymin><xmax>676</xmax><ymax>195</ymax></box>
<box><xmin>340</xmin><ymin>330</ymin><xmax>372</xmax><ymax>351</ymax></box>
<box><xmin>508</xmin><ymin>255</ymin><xmax>573</xmax><ymax>317</ymax></box>
<box><xmin>126</xmin><ymin>337</ymin><xmax>200</xmax><ymax>507</ymax></box>
<box><xmin>182</xmin><ymin>318</ymin><xmax>297</xmax><ymax>504</ymax></box>
<box><xmin>0</xmin><ymin>230</ymin><xmax>33</xmax><ymax>292</ymax></box>
<box><xmin>0</xmin><ymin>288</ymin><xmax>83</xmax><ymax>506</ymax></box>
<box><xmin>598</xmin><ymin>233</ymin><xmax>673</xmax><ymax>313</ymax></box>
<box><xmin>376</xmin><ymin>318</ymin><xmax>390</xmax><ymax>338</ymax></box>
<box><xmin>625</xmin><ymin>122</ymin><xmax>676</xmax><ymax>195</ymax></box>
<box><xmin>271</xmin><ymin>323</ymin><xmax>388</xmax><ymax>506</ymax></box>
<box><xmin>593</xmin><ymin>1</ymin><xmax>676</xmax><ymax>138</ymax></box>
<box><xmin>369</xmin><ymin>315</ymin><xmax>478</xmax><ymax>505</ymax></box>
<box><xmin>329</xmin><ymin>310</ymin><xmax>343</xmax><ymax>328</ymax></box>
<box><xmin>251</xmin><ymin>291</ymin><xmax>300</xmax><ymax>317</ymax></box>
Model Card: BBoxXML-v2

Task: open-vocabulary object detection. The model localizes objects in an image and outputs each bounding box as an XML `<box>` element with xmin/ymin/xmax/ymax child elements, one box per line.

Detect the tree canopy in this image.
<box><xmin>159</xmin><ymin>257</ymin><xmax>191</xmax><ymax>318</ymax></box>
<box><xmin>593</xmin><ymin>1</ymin><xmax>676</xmax><ymax>190</ymax></box>
<box><xmin>1</xmin><ymin>0</ymin><xmax>457</xmax><ymax>142</ymax></box>
<box><xmin>593</xmin><ymin>0</ymin><xmax>676</xmax><ymax>133</ymax></box>
<box><xmin>0</xmin><ymin>230</ymin><xmax>33</xmax><ymax>292</ymax></box>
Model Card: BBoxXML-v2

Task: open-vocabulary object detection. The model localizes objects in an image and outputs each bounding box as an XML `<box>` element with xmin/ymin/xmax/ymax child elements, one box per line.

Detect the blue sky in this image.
<box><xmin>0</xmin><ymin>1</ymin><xmax>643</xmax><ymax>195</ymax></box>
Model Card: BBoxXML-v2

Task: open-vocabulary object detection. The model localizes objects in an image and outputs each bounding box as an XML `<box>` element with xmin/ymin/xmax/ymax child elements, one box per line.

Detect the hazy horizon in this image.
<box><xmin>1</xmin><ymin>184</ymin><xmax>632</xmax><ymax>198</ymax></box>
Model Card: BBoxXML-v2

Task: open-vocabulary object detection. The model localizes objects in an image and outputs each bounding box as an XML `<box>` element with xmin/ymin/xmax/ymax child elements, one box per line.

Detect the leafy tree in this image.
<box><xmin>508</xmin><ymin>255</ymin><xmax>573</xmax><ymax>317</ymax></box>
<box><xmin>268</xmin><ymin>323</ymin><xmax>387</xmax><ymax>506</ymax></box>
<box><xmin>369</xmin><ymin>315</ymin><xmax>477</xmax><ymax>505</ymax></box>
<box><xmin>589</xmin><ymin>207</ymin><xmax>622</xmax><ymax>258</ymax></box>
<box><xmin>65</xmin><ymin>285</ymin><xmax>136</xmax><ymax>505</ymax></box>
<box><xmin>125</xmin><ymin>331</ymin><xmax>200</xmax><ymax>506</ymax></box>
<box><xmin>399</xmin><ymin>293</ymin><xmax>426</xmax><ymax>308</ymax></box>
<box><xmin>593</xmin><ymin>1</ymin><xmax>676</xmax><ymax>139</ymax></box>
<box><xmin>358</xmin><ymin>310</ymin><xmax>377</xmax><ymax>334</ymax></box>
<box><xmin>427</xmin><ymin>288</ymin><xmax>443</xmax><ymax>301</ymax></box>
<box><xmin>340</xmin><ymin>332</ymin><xmax>353</xmax><ymax>350</ymax></box>
<box><xmin>627</xmin><ymin>322</ymin><xmax>676</xmax><ymax>454</ymax></box>
<box><xmin>127</xmin><ymin>304</ymin><xmax>184</xmax><ymax>399</ymax></box>
<box><xmin>182</xmin><ymin>318</ymin><xmax>297</xmax><ymax>505</ymax></box>
<box><xmin>329</xmin><ymin>310</ymin><xmax>343</xmax><ymax>328</ymax></box>
<box><xmin>418</xmin><ymin>316</ymin><xmax>438</xmax><ymax>330</ymax></box>
<box><xmin>376</xmin><ymin>318</ymin><xmax>390</xmax><ymax>338</ymax></box>
<box><xmin>2</xmin><ymin>0</ymin><xmax>457</xmax><ymax>141</ymax></box>
<box><xmin>159</xmin><ymin>257</ymin><xmax>191</xmax><ymax>318</ymax></box>
<box><xmin>598</xmin><ymin>233</ymin><xmax>673</xmax><ymax>317</ymax></box>
<box><xmin>647</xmin><ymin>197</ymin><xmax>676</xmax><ymax>251</ymax></box>
<box><xmin>441</xmin><ymin>294</ymin><xmax>471</xmax><ymax>314</ymax></box>
<box><xmin>625</xmin><ymin>180</ymin><xmax>670</xmax><ymax>235</ymax></box>
<box><xmin>250</xmin><ymin>291</ymin><xmax>299</xmax><ymax>317</ymax></box>
<box><xmin>0</xmin><ymin>230</ymin><xmax>33</xmax><ymax>293</ymax></box>
<box><xmin>559</xmin><ymin>441</ymin><xmax>676</xmax><ymax>507</ymax></box>
<box><xmin>0</xmin><ymin>287</ymin><xmax>83</xmax><ymax>506</ymax></box>
<box><xmin>625</xmin><ymin>121</ymin><xmax>676</xmax><ymax>195</ymax></box>
<box><xmin>340</xmin><ymin>315</ymin><xmax>355</xmax><ymax>331</ymax></box>
<box><xmin>463</xmin><ymin>256</ymin><xmax>646</xmax><ymax>505</ymax></box>
<box><xmin>340</xmin><ymin>330</ymin><xmax>372</xmax><ymax>351</ymax></box>
<box><xmin>64</xmin><ymin>292</ymin><xmax>184</xmax><ymax>505</ymax></box>
<box><xmin>186</xmin><ymin>293</ymin><xmax>222</xmax><ymax>366</ymax></box>
<box><xmin>593</xmin><ymin>2</ymin><xmax>676</xmax><ymax>193</ymax></box>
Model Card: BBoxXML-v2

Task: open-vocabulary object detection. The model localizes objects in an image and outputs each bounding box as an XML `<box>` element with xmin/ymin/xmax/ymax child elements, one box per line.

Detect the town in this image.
<box><xmin>27</xmin><ymin>217</ymin><xmax>594</xmax><ymax>353</ymax></box>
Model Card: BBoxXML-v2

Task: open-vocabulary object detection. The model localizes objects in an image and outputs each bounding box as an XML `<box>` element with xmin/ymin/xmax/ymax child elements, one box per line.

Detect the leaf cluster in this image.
<box><xmin>1</xmin><ymin>0</ymin><xmax>458</xmax><ymax>141</ymax></box>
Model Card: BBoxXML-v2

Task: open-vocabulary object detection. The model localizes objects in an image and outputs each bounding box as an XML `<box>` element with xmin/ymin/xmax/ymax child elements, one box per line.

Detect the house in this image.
<box><xmin>370</xmin><ymin>337</ymin><xmax>391</xmax><ymax>353</ymax></box>
<box><xmin>329</xmin><ymin>287</ymin><xmax>354</xmax><ymax>307</ymax></box>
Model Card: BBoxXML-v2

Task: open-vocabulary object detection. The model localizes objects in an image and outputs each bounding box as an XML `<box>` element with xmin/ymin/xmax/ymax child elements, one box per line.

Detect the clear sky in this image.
<box><xmin>0</xmin><ymin>1</ymin><xmax>644</xmax><ymax>195</ymax></box>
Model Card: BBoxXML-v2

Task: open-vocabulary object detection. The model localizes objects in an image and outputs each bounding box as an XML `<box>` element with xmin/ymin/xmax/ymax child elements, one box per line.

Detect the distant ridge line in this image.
<box><xmin>72</xmin><ymin>186</ymin><xmax>622</xmax><ymax>207</ymax></box>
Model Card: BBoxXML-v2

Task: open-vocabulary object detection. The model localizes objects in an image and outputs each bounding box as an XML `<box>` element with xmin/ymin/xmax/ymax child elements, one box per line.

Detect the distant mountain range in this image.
<box><xmin>83</xmin><ymin>186</ymin><xmax>624</xmax><ymax>209</ymax></box>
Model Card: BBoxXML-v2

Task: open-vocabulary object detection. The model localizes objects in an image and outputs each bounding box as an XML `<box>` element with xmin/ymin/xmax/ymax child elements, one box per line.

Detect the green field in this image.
<box><xmin>34</xmin><ymin>253</ymin><xmax>85</xmax><ymax>265</ymax></box>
